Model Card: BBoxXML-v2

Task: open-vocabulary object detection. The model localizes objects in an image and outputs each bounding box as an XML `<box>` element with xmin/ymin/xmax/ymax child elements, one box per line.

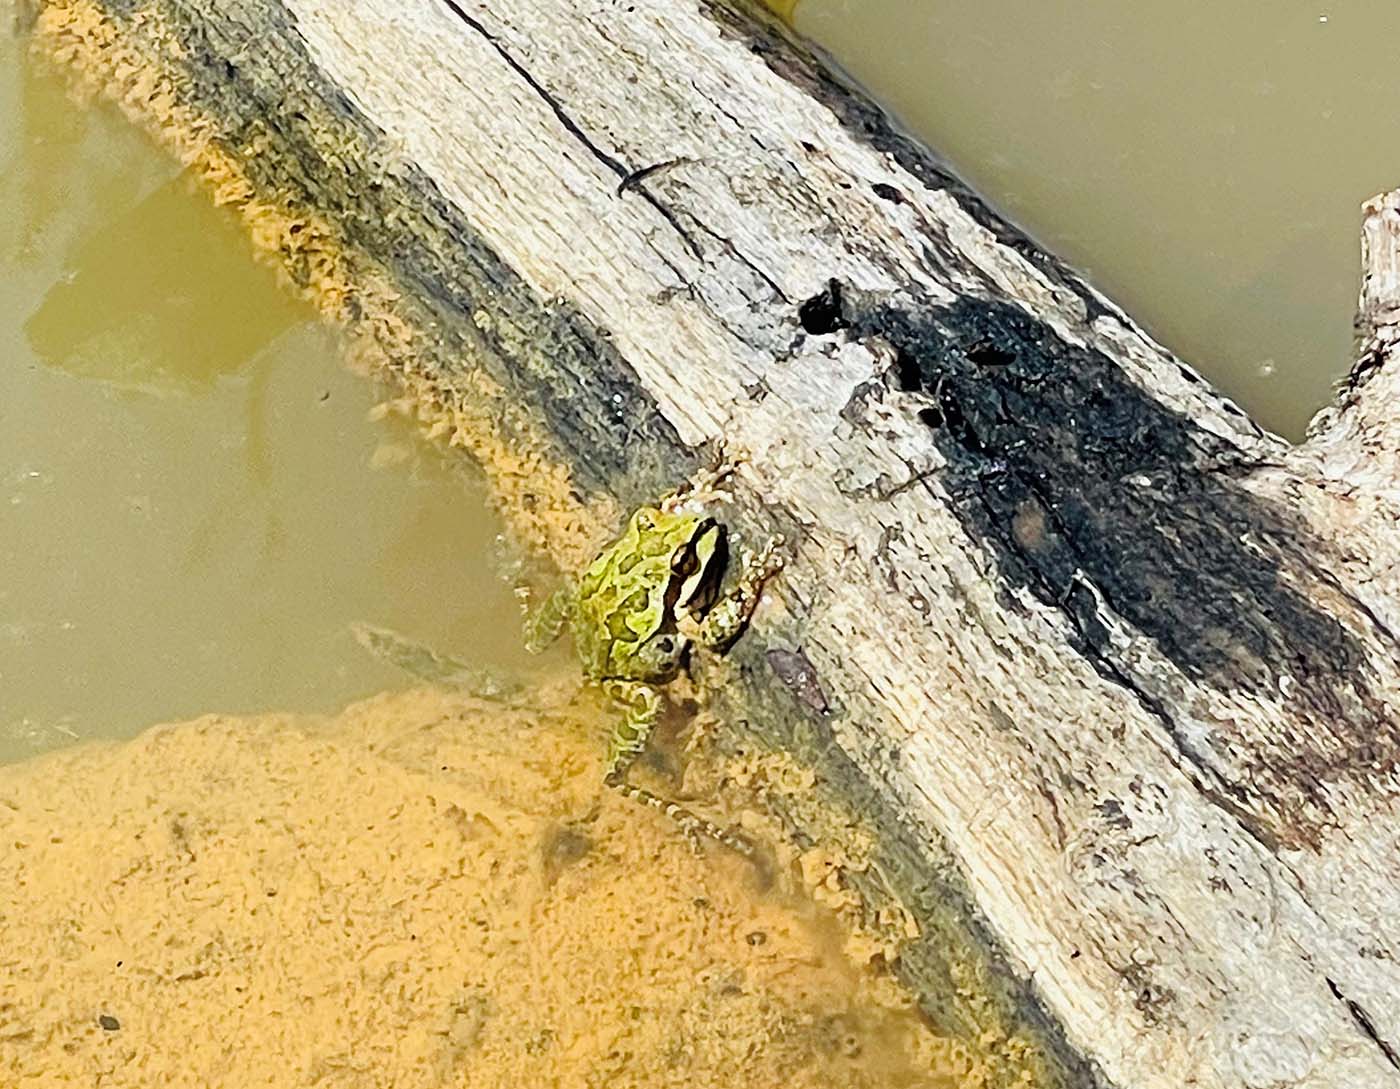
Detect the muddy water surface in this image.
<box><xmin>795</xmin><ymin>0</ymin><xmax>1400</xmax><ymax>438</ymax></box>
<box><xmin>0</xmin><ymin>35</ymin><xmax>539</xmax><ymax>760</ymax></box>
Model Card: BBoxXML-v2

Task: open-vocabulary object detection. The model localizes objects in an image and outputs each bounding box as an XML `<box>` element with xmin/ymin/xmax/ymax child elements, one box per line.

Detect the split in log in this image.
<box><xmin>26</xmin><ymin>1</ymin><xmax>1400</xmax><ymax>1086</ymax></box>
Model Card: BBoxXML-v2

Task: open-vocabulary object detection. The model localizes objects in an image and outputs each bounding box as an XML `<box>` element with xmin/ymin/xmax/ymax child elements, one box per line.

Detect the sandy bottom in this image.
<box><xmin>0</xmin><ymin>684</ymin><xmax>985</xmax><ymax>1088</ymax></box>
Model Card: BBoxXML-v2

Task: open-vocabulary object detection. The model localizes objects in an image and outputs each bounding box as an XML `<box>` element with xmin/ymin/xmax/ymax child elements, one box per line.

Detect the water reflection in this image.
<box><xmin>0</xmin><ymin>37</ymin><xmax>541</xmax><ymax>760</ymax></box>
<box><xmin>26</xmin><ymin>175</ymin><xmax>303</xmax><ymax>393</ymax></box>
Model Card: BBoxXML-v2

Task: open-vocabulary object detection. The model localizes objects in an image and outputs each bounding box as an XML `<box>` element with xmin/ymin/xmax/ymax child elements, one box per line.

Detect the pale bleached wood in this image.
<box><xmin>37</xmin><ymin>1</ymin><xmax>1400</xmax><ymax>1086</ymax></box>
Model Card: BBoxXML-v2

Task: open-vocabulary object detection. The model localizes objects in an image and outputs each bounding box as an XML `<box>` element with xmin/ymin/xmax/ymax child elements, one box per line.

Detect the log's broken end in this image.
<box><xmin>1359</xmin><ymin>188</ymin><xmax>1400</xmax><ymax>349</ymax></box>
<box><xmin>1304</xmin><ymin>188</ymin><xmax>1400</xmax><ymax>488</ymax></box>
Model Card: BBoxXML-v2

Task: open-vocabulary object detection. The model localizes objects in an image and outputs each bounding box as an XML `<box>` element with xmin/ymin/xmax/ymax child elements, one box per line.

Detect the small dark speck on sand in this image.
<box><xmin>98</xmin><ymin>1014</ymin><xmax>120</xmax><ymax>1031</ymax></box>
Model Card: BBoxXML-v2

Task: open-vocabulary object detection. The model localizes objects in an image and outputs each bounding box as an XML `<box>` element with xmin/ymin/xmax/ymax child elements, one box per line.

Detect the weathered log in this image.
<box><xmin>29</xmin><ymin>1</ymin><xmax>1400</xmax><ymax>1086</ymax></box>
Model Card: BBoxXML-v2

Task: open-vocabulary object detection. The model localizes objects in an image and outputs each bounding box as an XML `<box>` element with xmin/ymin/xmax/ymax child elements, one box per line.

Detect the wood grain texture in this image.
<box><xmin>36</xmin><ymin>1</ymin><xmax>1400</xmax><ymax>1086</ymax></box>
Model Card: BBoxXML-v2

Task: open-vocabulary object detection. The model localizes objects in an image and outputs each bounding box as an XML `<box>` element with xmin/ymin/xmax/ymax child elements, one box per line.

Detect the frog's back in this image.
<box><xmin>571</xmin><ymin>511</ymin><xmax>688</xmax><ymax>679</ymax></box>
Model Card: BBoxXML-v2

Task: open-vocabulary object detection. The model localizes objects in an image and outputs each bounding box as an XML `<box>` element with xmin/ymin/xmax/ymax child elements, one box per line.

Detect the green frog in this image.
<box><xmin>523</xmin><ymin>473</ymin><xmax>783</xmax><ymax>851</ymax></box>
<box><xmin>354</xmin><ymin>463</ymin><xmax>783</xmax><ymax>853</ymax></box>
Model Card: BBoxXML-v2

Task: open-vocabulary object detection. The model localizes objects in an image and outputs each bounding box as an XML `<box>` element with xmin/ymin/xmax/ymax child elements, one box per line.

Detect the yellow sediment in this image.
<box><xmin>0</xmin><ymin>687</ymin><xmax>991</xmax><ymax>1088</ymax></box>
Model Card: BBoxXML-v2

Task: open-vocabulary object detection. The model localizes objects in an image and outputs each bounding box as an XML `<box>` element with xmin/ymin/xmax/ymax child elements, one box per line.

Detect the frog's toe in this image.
<box><xmin>522</xmin><ymin>585</ymin><xmax>571</xmax><ymax>653</ymax></box>
<box><xmin>749</xmin><ymin>537</ymin><xmax>787</xmax><ymax>578</ymax></box>
<box><xmin>663</xmin><ymin>445</ymin><xmax>748</xmax><ymax>511</ymax></box>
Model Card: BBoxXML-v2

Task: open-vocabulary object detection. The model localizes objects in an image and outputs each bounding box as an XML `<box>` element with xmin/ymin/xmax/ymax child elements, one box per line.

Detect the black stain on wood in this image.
<box><xmin>797</xmin><ymin>279</ymin><xmax>847</xmax><ymax>336</ymax></box>
<box><xmin>849</xmin><ymin>296</ymin><xmax>1394</xmax><ymax>844</ymax></box>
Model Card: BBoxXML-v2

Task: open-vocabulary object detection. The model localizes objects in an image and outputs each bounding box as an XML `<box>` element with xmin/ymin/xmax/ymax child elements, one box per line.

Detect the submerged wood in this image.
<box><xmin>35</xmin><ymin>1</ymin><xmax>1400</xmax><ymax>1086</ymax></box>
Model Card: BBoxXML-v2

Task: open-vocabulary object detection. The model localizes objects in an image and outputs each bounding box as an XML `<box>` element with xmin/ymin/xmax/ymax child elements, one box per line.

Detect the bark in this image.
<box><xmin>30</xmin><ymin>1</ymin><xmax>1400</xmax><ymax>1087</ymax></box>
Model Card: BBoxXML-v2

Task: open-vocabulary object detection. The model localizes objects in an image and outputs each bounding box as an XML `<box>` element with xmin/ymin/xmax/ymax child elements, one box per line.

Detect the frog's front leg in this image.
<box><xmin>601</xmin><ymin>679</ymin><xmax>662</xmax><ymax>780</ymax></box>
<box><xmin>523</xmin><ymin>584</ymin><xmax>572</xmax><ymax>654</ymax></box>
<box><xmin>660</xmin><ymin>443</ymin><xmax>742</xmax><ymax>514</ymax></box>
<box><xmin>696</xmin><ymin>536</ymin><xmax>785</xmax><ymax>651</ymax></box>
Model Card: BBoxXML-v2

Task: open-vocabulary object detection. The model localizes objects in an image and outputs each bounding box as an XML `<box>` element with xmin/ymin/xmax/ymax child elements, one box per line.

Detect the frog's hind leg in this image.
<box><xmin>612</xmin><ymin>780</ymin><xmax>755</xmax><ymax>858</ymax></box>
<box><xmin>602</xmin><ymin>679</ymin><xmax>662</xmax><ymax>780</ymax></box>
<box><xmin>602</xmin><ymin>680</ymin><xmax>753</xmax><ymax>856</ymax></box>
<box><xmin>351</xmin><ymin>622</ymin><xmax>520</xmax><ymax>699</ymax></box>
<box><xmin>523</xmin><ymin>584</ymin><xmax>572</xmax><ymax>654</ymax></box>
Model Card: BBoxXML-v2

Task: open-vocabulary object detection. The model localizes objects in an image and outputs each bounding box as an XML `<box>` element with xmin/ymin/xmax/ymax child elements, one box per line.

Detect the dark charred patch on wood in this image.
<box><xmin>797</xmin><ymin>279</ymin><xmax>848</xmax><ymax>335</ymax></box>
<box><xmin>138</xmin><ymin>0</ymin><xmax>694</xmax><ymax>506</ymax></box>
<box><xmin>850</xmin><ymin>296</ymin><xmax>1393</xmax><ymax>842</ymax></box>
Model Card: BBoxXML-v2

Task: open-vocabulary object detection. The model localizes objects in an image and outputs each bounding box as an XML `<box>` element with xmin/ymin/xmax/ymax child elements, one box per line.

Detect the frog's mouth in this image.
<box><xmin>674</xmin><ymin>521</ymin><xmax>725</xmax><ymax>615</ymax></box>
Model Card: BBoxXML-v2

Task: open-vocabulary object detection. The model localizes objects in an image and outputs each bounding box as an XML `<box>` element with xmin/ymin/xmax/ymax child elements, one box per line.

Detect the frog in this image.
<box><xmin>523</xmin><ymin>469</ymin><xmax>784</xmax><ymax>850</ymax></box>
<box><xmin>353</xmin><ymin>461</ymin><xmax>783</xmax><ymax>852</ymax></box>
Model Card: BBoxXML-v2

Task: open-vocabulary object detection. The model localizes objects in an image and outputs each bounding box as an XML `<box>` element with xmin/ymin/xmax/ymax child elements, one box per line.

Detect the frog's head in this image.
<box><xmin>580</xmin><ymin>505</ymin><xmax>730</xmax><ymax>682</ymax></box>
<box><xmin>630</xmin><ymin>508</ymin><xmax>719</xmax><ymax>601</ymax></box>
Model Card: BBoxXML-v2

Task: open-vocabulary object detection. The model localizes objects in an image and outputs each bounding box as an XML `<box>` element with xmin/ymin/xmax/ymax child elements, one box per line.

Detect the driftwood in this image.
<box><xmin>29</xmin><ymin>1</ymin><xmax>1400</xmax><ymax>1086</ymax></box>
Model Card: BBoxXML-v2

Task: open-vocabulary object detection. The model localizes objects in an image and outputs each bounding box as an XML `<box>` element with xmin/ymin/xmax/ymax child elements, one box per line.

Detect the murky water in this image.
<box><xmin>0</xmin><ymin>686</ymin><xmax>994</xmax><ymax>1088</ymax></box>
<box><xmin>794</xmin><ymin>0</ymin><xmax>1400</xmax><ymax>439</ymax></box>
<box><xmin>0</xmin><ymin>36</ymin><xmax>540</xmax><ymax>760</ymax></box>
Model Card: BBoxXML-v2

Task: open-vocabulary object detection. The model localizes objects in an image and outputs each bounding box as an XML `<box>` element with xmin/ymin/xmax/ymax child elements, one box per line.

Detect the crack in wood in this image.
<box><xmin>438</xmin><ymin>0</ymin><xmax>706</xmax><ymax>259</ymax></box>
<box><xmin>1326</xmin><ymin>977</ymin><xmax>1400</xmax><ymax>1071</ymax></box>
<box><xmin>675</xmin><ymin>206</ymin><xmax>791</xmax><ymax>305</ymax></box>
<box><xmin>616</xmin><ymin>156</ymin><xmax>691</xmax><ymax>196</ymax></box>
<box><xmin>438</xmin><ymin>1</ymin><xmax>794</xmax><ymax>322</ymax></box>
